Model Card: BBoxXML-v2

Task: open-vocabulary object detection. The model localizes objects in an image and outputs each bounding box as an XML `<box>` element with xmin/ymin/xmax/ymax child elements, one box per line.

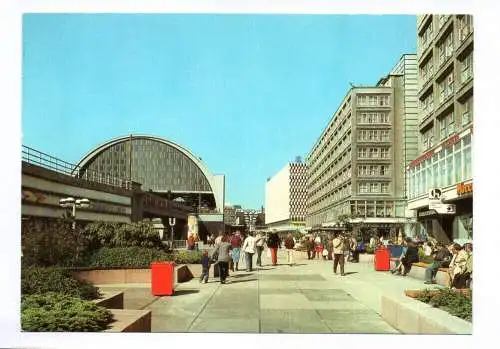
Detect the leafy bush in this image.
<box><xmin>21</xmin><ymin>267</ymin><xmax>100</xmax><ymax>300</ymax></box>
<box><xmin>173</xmin><ymin>250</ymin><xmax>203</xmax><ymax>264</ymax></box>
<box><xmin>83</xmin><ymin>247</ymin><xmax>173</xmax><ymax>268</ymax></box>
<box><xmin>416</xmin><ymin>288</ymin><xmax>472</xmax><ymax>322</ymax></box>
<box><xmin>22</xmin><ymin>218</ymin><xmax>88</xmax><ymax>267</ymax></box>
<box><xmin>82</xmin><ymin>221</ymin><xmax>165</xmax><ymax>250</ymax></box>
<box><xmin>21</xmin><ymin>293</ymin><xmax>113</xmax><ymax>332</ymax></box>
<box><xmin>418</xmin><ymin>248</ymin><xmax>435</xmax><ymax>264</ymax></box>
<box><xmin>81</xmin><ymin>247</ymin><xmax>205</xmax><ymax>268</ymax></box>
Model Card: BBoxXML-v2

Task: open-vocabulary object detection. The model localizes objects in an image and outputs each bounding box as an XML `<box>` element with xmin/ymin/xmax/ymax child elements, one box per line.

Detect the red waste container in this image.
<box><xmin>374</xmin><ymin>247</ymin><xmax>390</xmax><ymax>271</ymax></box>
<box><xmin>151</xmin><ymin>261</ymin><xmax>175</xmax><ymax>296</ymax></box>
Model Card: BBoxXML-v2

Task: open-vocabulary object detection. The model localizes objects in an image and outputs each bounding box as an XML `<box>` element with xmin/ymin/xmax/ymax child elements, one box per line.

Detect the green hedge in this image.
<box><xmin>21</xmin><ymin>293</ymin><xmax>114</xmax><ymax>332</ymax></box>
<box><xmin>416</xmin><ymin>288</ymin><xmax>472</xmax><ymax>322</ymax></box>
<box><xmin>21</xmin><ymin>267</ymin><xmax>100</xmax><ymax>300</ymax></box>
<box><xmin>81</xmin><ymin>247</ymin><xmax>204</xmax><ymax>268</ymax></box>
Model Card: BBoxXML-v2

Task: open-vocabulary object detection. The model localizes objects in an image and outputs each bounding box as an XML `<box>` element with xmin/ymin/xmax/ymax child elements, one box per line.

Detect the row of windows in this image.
<box><xmin>358</xmin><ymin>129</ymin><xmax>391</xmax><ymax>142</ymax></box>
<box><xmin>308</xmin><ymin>143</ymin><xmax>351</xmax><ymax>189</ymax></box>
<box><xmin>308</xmin><ymin>166</ymin><xmax>352</xmax><ymax>203</ymax></box>
<box><xmin>358</xmin><ymin>112</ymin><xmax>390</xmax><ymax>124</ymax></box>
<box><xmin>357</xmin><ymin>147</ymin><xmax>391</xmax><ymax>159</ymax></box>
<box><xmin>420</xmin><ymin>97</ymin><xmax>473</xmax><ymax>152</ymax></box>
<box><xmin>309</xmin><ymin>112</ymin><xmax>352</xmax><ymax>168</ymax></box>
<box><xmin>408</xmin><ymin>134</ymin><xmax>472</xmax><ymax>199</ymax></box>
<box><xmin>307</xmin><ymin>184</ymin><xmax>352</xmax><ymax>213</ymax></box>
<box><xmin>358</xmin><ymin>165</ymin><xmax>390</xmax><ymax>177</ymax></box>
<box><xmin>351</xmin><ymin>200</ymin><xmax>395</xmax><ymax>218</ymax></box>
<box><xmin>358</xmin><ymin>182</ymin><xmax>390</xmax><ymax>194</ymax></box>
<box><xmin>357</xmin><ymin>94</ymin><xmax>390</xmax><ymax>107</ymax></box>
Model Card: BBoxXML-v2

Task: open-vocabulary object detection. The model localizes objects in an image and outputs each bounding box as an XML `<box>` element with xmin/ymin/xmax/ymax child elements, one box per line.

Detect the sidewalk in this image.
<box><xmin>97</xmin><ymin>251</ymin><xmax>439</xmax><ymax>333</ymax></box>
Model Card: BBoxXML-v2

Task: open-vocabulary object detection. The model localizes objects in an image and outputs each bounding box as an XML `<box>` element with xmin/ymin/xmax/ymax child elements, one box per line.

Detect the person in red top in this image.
<box><xmin>230</xmin><ymin>231</ymin><xmax>243</xmax><ymax>271</ymax></box>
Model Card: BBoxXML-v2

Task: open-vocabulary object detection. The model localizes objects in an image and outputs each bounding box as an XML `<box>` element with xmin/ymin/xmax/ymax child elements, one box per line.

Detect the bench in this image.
<box><xmin>406</xmin><ymin>262</ymin><xmax>450</xmax><ymax>286</ymax></box>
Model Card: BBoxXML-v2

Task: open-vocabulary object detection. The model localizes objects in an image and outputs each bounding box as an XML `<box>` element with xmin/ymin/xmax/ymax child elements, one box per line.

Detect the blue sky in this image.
<box><xmin>22</xmin><ymin>14</ymin><xmax>416</xmax><ymax>209</ymax></box>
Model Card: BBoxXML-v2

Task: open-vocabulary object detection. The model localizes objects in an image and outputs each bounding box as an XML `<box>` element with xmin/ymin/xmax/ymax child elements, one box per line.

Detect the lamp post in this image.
<box><xmin>59</xmin><ymin>197</ymin><xmax>90</xmax><ymax>230</ymax></box>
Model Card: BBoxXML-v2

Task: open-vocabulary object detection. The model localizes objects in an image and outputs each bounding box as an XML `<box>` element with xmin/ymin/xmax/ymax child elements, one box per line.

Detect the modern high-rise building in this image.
<box><xmin>305</xmin><ymin>54</ymin><xmax>418</xmax><ymax>237</ymax></box>
<box><xmin>265</xmin><ymin>162</ymin><xmax>308</xmax><ymax>232</ymax></box>
<box><xmin>406</xmin><ymin>15</ymin><xmax>473</xmax><ymax>244</ymax></box>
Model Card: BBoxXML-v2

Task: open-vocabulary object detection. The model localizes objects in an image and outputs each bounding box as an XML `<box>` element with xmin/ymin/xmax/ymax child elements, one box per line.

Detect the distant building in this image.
<box><xmin>305</xmin><ymin>54</ymin><xmax>418</xmax><ymax>238</ymax></box>
<box><xmin>265</xmin><ymin>162</ymin><xmax>307</xmax><ymax>232</ymax></box>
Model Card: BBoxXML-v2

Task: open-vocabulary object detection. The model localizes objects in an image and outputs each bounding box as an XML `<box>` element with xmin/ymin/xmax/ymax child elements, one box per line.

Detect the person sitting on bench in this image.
<box><xmin>424</xmin><ymin>243</ymin><xmax>452</xmax><ymax>284</ymax></box>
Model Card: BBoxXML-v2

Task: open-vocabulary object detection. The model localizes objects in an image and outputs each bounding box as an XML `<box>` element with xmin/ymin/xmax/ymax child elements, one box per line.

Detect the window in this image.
<box><xmin>381</xmin><ymin>183</ymin><xmax>389</xmax><ymax>193</ymax></box>
<box><xmin>463</xmin><ymin>135</ymin><xmax>472</xmax><ymax>179</ymax></box>
<box><xmin>357</xmin><ymin>95</ymin><xmax>367</xmax><ymax>105</ymax></box>
<box><xmin>359</xmin><ymin>183</ymin><xmax>369</xmax><ymax>193</ymax></box>
<box><xmin>358</xmin><ymin>165</ymin><xmax>367</xmax><ymax>176</ymax></box>
<box><xmin>447</xmin><ymin>112</ymin><xmax>455</xmax><ymax>136</ymax></box>
<box><xmin>461</xmin><ymin>53</ymin><xmax>473</xmax><ymax>83</ymax></box>
<box><xmin>369</xmin><ymin>148</ymin><xmax>379</xmax><ymax>158</ymax></box>
<box><xmin>370</xmin><ymin>182</ymin><xmax>380</xmax><ymax>193</ymax></box>
<box><xmin>458</xmin><ymin>15</ymin><xmax>472</xmax><ymax>42</ymax></box>
<box><xmin>380</xmin><ymin>113</ymin><xmax>389</xmax><ymax>123</ymax></box>
<box><xmin>380</xmin><ymin>165</ymin><xmax>389</xmax><ymax>176</ymax></box>
<box><xmin>368</xmin><ymin>95</ymin><xmax>378</xmax><ymax>106</ymax></box>
<box><xmin>445</xmin><ymin>32</ymin><xmax>454</xmax><ymax>57</ymax></box>
<box><xmin>358</xmin><ymin>148</ymin><xmax>367</xmax><ymax>158</ymax></box>
<box><xmin>369</xmin><ymin>165</ymin><xmax>377</xmax><ymax>176</ymax></box>
<box><xmin>379</xmin><ymin>95</ymin><xmax>389</xmax><ymax>106</ymax></box>
<box><xmin>462</xmin><ymin>99</ymin><xmax>472</xmax><ymax>125</ymax></box>
<box><xmin>381</xmin><ymin>148</ymin><xmax>390</xmax><ymax>158</ymax></box>
<box><xmin>381</xmin><ymin>130</ymin><xmax>390</xmax><ymax>141</ymax></box>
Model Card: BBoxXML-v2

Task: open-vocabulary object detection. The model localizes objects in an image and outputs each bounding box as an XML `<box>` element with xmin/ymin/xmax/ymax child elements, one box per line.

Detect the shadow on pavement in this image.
<box><xmin>230</xmin><ymin>273</ymin><xmax>253</xmax><ymax>278</ymax></box>
<box><xmin>227</xmin><ymin>278</ymin><xmax>258</xmax><ymax>284</ymax></box>
<box><xmin>173</xmin><ymin>289</ymin><xmax>200</xmax><ymax>296</ymax></box>
<box><xmin>342</xmin><ymin>272</ymin><xmax>358</xmax><ymax>276</ymax></box>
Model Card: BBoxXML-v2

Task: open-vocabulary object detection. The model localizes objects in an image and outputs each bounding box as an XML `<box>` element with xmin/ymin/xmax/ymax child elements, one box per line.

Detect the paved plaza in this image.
<box><xmin>98</xmin><ymin>251</ymin><xmax>437</xmax><ymax>333</ymax></box>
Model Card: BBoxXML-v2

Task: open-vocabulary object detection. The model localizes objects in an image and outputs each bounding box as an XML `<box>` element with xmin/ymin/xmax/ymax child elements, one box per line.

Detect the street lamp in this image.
<box><xmin>59</xmin><ymin>197</ymin><xmax>90</xmax><ymax>229</ymax></box>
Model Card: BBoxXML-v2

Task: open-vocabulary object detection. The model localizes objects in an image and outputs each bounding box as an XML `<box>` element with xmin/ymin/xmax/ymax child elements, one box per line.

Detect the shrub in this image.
<box><xmin>83</xmin><ymin>247</ymin><xmax>173</xmax><ymax>268</ymax></box>
<box><xmin>82</xmin><ymin>221</ymin><xmax>165</xmax><ymax>250</ymax></box>
<box><xmin>21</xmin><ymin>218</ymin><xmax>88</xmax><ymax>267</ymax></box>
<box><xmin>81</xmin><ymin>247</ymin><xmax>205</xmax><ymax>268</ymax></box>
<box><xmin>418</xmin><ymin>248</ymin><xmax>435</xmax><ymax>264</ymax></box>
<box><xmin>416</xmin><ymin>288</ymin><xmax>472</xmax><ymax>322</ymax></box>
<box><xmin>21</xmin><ymin>267</ymin><xmax>100</xmax><ymax>300</ymax></box>
<box><xmin>21</xmin><ymin>293</ymin><xmax>113</xmax><ymax>332</ymax></box>
<box><xmin>173</xmin><ymin>250</ymin><xmax>203</xmax><ymax>264</ymax></box>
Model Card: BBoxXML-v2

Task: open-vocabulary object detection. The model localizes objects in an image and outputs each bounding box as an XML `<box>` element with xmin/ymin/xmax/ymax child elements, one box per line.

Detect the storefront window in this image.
<box><xmin>427</xmin><ymin>159</ymin><xmax>433</xmax><ymax>192</ymax></box>
<box><xmin>440</xmin><ymin>156</ymin><xmax>446</xmax><ymax>188</ymax></box>
<box><xmin>446</xmin><ymin>153</ymin><xmax>453</xmax><ymax>186</ymax></box>
<box><xmin>463</xmin><ymin>146</ymin><xmax>472</xmax><ymax>179</ymax></box>
<box><xmin>454</xmin><ymin>214</ymin><xmax>473</xmax><ymax>240</ymax></box>
<box><xmin>433</xmin><ymin>161</ymin><xmax>439</xmax><ymax>188</ymax></box>
<box><xmin>454</xmin><ymin>150</ymin><xmax>462</xmax><ymax>182</ymax></box>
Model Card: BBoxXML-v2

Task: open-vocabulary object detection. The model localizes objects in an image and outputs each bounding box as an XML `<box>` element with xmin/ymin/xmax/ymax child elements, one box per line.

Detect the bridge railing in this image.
<box><xmin>22</xmin><ymin>145</ymin><xmax>133</xmax><ymax>190</ymax></box>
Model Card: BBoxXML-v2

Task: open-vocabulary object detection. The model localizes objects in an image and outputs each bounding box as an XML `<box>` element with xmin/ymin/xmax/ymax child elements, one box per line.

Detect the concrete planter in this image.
<box><xmin>105</xmin><ymin>309</ymin><xmax>152</xmax><ymax>332</ymax></box>
<box><xmin>93</xmin><ymin>291</ymin><xmax>124</xmax><ymax>309</ymax></box>
<box><xmin>381</xmin><ymin>294</ymin><xmax>472</xmax><ymax>334</ymax></box>
<box><xmin>72</xmin><ymin>265</ymin><xmax>198</xmax><ymax>285</ymax></box>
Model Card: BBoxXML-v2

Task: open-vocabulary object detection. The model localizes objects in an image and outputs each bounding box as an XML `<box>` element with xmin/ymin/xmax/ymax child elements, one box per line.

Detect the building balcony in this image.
<box><xmin>417</xmin><ymin>14</ymin><xmax>433</xmax><ymax>35</ymax></box>
<box><xmin>435</xmin><ymin>15</ymin><xmax>453</xmax><ymax>45</ymax></box>
<box><xmin>455</xmin><ymin>25</ymin><xmax>473</xmax><ymax>58</ymax></box>
<box><xmin>456</xmin><ymin>73</ymin><xmax>473</xmax><ymax>102</ymax></box>
<box><xmin>418</xmin><ymin>44</ymin><xmax>433</xmax><ymax>67</ymax></box>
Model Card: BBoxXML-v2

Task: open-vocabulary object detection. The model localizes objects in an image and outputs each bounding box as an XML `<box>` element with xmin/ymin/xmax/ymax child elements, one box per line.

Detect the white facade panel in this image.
<box><xmin>265</xmin><ymin>164</ymin><xmax>291</xmax><ymax>224</ymax></box>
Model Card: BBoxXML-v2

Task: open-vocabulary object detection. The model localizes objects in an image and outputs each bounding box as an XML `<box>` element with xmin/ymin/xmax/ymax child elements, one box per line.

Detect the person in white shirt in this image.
<box><xmin>242</xmin><ymin>232</ymin><xmax>257</xmax><ymax>272</ymax></box>
<box><xmin>255</xmin><ymin>233</ymin><xmax>265</xmax><ymax>267</ymax></box>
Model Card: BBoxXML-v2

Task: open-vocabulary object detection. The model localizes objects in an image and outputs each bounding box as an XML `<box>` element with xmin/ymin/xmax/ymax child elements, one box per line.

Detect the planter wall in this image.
<box><xmin>105</xmin><ymin>309</ymin><xmax>152</xmax><ymax>332</ymax></box>
<box><xmin>94</xmin><ymin>291</ymin><xmax>124</xmax><ymax>309</ymax></box>
<box><xmin>381</xmin><ymin>294</ymin><xmax>472</xmax><ymax>334</ymax></box>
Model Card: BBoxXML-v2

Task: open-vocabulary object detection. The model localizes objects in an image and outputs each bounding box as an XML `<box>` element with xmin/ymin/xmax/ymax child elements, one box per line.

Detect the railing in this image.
<box><xmin>22</xmin><ymin>145</ymin><xmax>133</xmax><ymax>190</ymax></box>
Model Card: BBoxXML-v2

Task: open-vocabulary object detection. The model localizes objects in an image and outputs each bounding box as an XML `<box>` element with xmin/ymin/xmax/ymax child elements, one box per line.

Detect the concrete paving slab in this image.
<box><xmin>260</xmin><ymin>293</ymin><xmax>311</xmax><ymax>310</ymax></box>
<box><xmin>188</xmin><ymin>317</ymin><xmax>260</xmax><ymax>333</ymax></box>
<box><xmin>152</xmin><ymin>314</ymin><xmax>193</xmax><ymax>332</ymax></box>
<box><xmin>259</xmin><ymin>309</ymin><xmax>331</xmax><ymax>333</ymax></box>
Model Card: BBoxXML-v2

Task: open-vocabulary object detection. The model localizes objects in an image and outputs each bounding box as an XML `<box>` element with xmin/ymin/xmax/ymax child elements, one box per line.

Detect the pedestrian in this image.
<box><xmin>284</xmin><ymin>233</ymin><xmax>295</xmax><ymax>266</ymax></box>
<box><xmin>332</xmin><ymin>232</ymin><xmax>346</xmax><ymax>276</ymax></box>
<box><xmin>267</xmin><ymin>231</ymin><xmax>280</xmax><ymax>266</ymax></box>
<box><xmin>211</xmin><ymin>233</ymin><xmax>232</xmax><ymax>284</ymax></box>
<box><xmin>215</xmin><ymin>231</ymin><xmax>223</xmax><ymax>245</ymax></box>
<box><xmin>255</xmin><ymin>232</ymin><xmax>265</xmax><ymax>267</ymax></box>
<box><xmin>314</xmin><ymin>234</ymin><xmax>322</xmax><ymax>259</ymax></box>
<box><xmin>448</xmin><ymin>243</ymin><xmax>469</xmax><ymax>289</ymax></box>
<box><xmin>230</xmin><ymin>231</ymin><xmax>243</xmax><ymax>271</ymax></box>
<box><xmin>349</xmin><ymin>236</ymin><xmax>360</xmax><ymax>263</ymax></box>
<box><xmin>199</xmin><ymin>250</ymin><xmax>211</xmax><ymax>284</ymax></box>
<box><xmin>424</xmin><ymin>243</ymin><xmax>452</xmax><ymax>284</ymax></box>
<box><xmin>307</xmin><ymin>236</ymin><xmax>315</xmax><ymax>260</ymax></box>
<box><xmin>242</xmin><ymin>232</ymin><xmax>257</xmax><ymax>271</ymax></box>
<box><xmin>326</xmin><ymin>236</ymin><xmax>333</xmax><ymax>260</ymax></box>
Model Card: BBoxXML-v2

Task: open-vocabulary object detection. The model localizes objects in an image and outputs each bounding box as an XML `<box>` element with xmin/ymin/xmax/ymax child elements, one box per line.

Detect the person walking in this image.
<box><xmin>199</xmin><ymin>250</ymin><xmax>211</xmax><ymax>284</ymax></box>
<box><xmin>332</xmin><ymin>232</ymin><xmax>346</xmax><ymax>276</ymax></box>
<box><xmin>211</xmin><ymin>234</ymin><xmax>232</xmax><ymax>284</ymax></box>
<box><xmin>255</xmin><ymin>232</ymin><xmax>265</xmax><ymax>267</ymax></box>
<box><xmin>284</xmin><ymin>233</ymin><xmax>295</xmax><ymax>266</ymax></box>
<box><xmin>314</xmin><ymin>234</ymin><xmax>322</xmax><ymax>259</ymax></box>
<box><xmin>306</xmin><ymin>236</ymin><xmax>315</xmax><ymax>260</ymax></box>
<box><xmin>230</xmin><ymin>231</ymin><xmax>243</xmax><ymax>271</ymax></box>
<box><xmin>242</xmin><ymin>232</ymin><xmax>257</xmax><ymax>272</ymax></box>
<box><xmin>267</xmin><ymin>231</ymin><xmax>280</xmax><ymax>266</ymax></box>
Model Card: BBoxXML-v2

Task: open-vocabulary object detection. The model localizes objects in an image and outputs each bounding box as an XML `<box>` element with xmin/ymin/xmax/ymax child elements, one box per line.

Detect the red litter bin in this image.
<box><xmin>374</xmin><ymin>247</ymin><xmax>390</xmax><ymax>271</ymax></box>
<box><xmin>151</xmin><ymin>261</ymin><xmax>175</xmax><ymax>296</ymax></box>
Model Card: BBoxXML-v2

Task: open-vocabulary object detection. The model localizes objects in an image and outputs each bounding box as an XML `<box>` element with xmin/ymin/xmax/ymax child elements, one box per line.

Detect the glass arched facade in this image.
<box><xmin>79</xmin><ymin>137</ymin><xmax>212</xmax><ymax>193</ymax></box>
